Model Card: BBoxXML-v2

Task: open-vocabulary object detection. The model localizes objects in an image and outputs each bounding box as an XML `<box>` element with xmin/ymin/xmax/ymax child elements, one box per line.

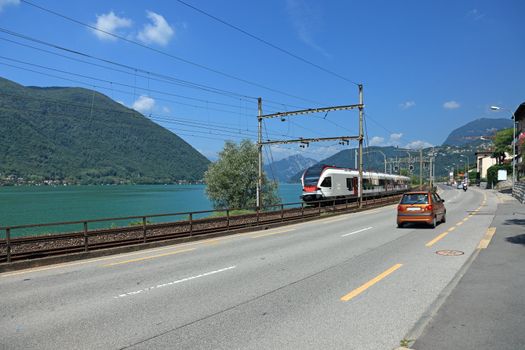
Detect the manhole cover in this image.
<box><xmin>436</xmin><ymin>250</ymin><xmax>464</xmax><ymax>256</ymax></box>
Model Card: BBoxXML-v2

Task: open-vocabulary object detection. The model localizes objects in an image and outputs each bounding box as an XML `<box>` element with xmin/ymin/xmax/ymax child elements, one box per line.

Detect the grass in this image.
<box><xmin>211</xmin><ymin>209</ymin><xmax>255</xmax><ymax>218</ymax></box>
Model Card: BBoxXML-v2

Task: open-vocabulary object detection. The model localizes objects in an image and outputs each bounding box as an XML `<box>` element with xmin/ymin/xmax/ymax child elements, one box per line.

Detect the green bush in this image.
<box><xmin>486</xmin><ymin>164</ymin><xmax>511</xmax><ymax>189</ymax></box>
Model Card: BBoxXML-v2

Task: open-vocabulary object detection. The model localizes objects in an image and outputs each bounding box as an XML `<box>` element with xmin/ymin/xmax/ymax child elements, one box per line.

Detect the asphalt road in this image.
<box><xmin>0</xmin><ymin>186</ymin><xmax>497</xmax><ymax>350</ymax></box>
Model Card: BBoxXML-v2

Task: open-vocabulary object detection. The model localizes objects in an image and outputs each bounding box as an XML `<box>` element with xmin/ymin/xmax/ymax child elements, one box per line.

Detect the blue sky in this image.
<box><xmin>0</xmin><ymin>0</ymin><xmax>523</xmax><ymax>162</ymax></box>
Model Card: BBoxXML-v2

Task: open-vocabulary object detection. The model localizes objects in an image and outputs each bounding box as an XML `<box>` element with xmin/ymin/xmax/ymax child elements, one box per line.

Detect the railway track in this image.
<box><xmin>0</xmin><ymin>194</ymin><xmax>402</xmax><ymax>264</ymax></box>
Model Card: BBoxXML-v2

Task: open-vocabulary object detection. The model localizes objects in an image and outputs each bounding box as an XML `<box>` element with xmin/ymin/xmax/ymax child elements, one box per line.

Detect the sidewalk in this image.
<box><xmin>411</xmin><ymin>191</ymin><xmax>525</xmax><ymax>350</ymax></box>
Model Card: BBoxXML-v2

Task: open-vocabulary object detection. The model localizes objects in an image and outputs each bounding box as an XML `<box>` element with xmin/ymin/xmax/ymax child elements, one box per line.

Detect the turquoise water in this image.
<box><xmin>0</xmin><ymin>184</ymin><xmax>302</xmax><ymax>237</ymax></box>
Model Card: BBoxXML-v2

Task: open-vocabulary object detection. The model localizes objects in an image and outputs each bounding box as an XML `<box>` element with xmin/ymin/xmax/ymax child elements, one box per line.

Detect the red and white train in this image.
<box><xmin>301</xmin><ymin>165</ymin><xmax>410</xmax><ymax>202</ymax></box>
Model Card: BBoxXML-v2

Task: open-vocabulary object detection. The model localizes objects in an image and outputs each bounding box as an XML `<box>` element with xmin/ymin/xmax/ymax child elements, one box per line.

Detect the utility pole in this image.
<box><xmin>429</xmin><ymin>156</ymin><xmax>433</xmax><ymax>189</ymax></box>
<box><xmin>358</xmin><ymin>84</ymin><xmax>364</xmax><ymax>208</ymax></box>
<box><xmin>257</xmin><ymin>97</ymin><xmax>263</xmax><ymax>209</ymax></box>
<box><xmin>419</xmin><ymin>148</ymin><xmax>423</xmax><ymax>189</ymax></box>
<box><xmin>354</xmin><ymin>148</ymin><xmax>358</xmax><ymax>169</ymax></box>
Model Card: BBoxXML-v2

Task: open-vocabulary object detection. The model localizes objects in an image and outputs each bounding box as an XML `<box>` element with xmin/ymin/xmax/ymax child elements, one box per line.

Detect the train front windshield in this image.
<box><xmin>303</xmin><ymin>166</ymin><xmax>323</xmax><ymax>186</ymax></box>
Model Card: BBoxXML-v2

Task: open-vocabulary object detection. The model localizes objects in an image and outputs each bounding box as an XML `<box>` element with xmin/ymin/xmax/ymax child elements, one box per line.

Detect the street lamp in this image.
<box><xmin>490</xmin><ymin>105</ymin><xmax>516</xmax><ymax>188</ymax></box>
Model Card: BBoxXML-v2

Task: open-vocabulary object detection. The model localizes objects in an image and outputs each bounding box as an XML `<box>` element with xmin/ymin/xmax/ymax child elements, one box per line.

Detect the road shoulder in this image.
<box><xmin>410</xmin><ymin>192</ymin><xmax>525</xmax><ymax>350</ymax></box>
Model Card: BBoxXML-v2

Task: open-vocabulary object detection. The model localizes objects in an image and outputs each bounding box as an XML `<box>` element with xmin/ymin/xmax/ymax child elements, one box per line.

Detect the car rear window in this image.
<box><xmin>401</xmin><ymin>193</ymin><xmax>429</xmax><ymax>204</ymax></box>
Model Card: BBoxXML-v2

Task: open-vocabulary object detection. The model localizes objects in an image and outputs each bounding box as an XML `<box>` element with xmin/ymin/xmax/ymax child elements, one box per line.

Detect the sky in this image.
<box><xmin>0</xmin><ymin>0</ymin><xmax>523</xmax><ymax>162</ymax></box>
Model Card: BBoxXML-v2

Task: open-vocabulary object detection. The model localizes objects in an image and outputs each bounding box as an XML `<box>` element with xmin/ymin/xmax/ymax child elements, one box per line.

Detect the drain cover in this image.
<box><xmin>436</xmin><ymin>250</ymin><xmax>464</xmax><ymax>256</ymax></box>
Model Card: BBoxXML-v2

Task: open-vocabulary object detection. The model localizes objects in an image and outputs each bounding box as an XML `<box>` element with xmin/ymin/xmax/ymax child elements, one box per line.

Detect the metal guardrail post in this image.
<box><xmin>189</xmin><ymin>213</ymin><xmax>193</xmax><ymax>236</ymax></box>
<box><xmin>83</xmin><ymin>222</ymin><xmax>88</xmax><ymax>252</ymax></box>
<box><xmin>281</xmin><ymin>204</ymin><xmax>284</xmax><ymax>221</ymax></box>
<box><xmin>318</xmin><ymin>202</ymin><xmax>321</xmax><ymax>216</ymax></box>
<box><xmin>142</xmin><ymin>217</ymin><xmax>147</xmax><ymax>243</ymax></box>
<box><xmin>257</xmin><ymin>208</ymin><xmax>260</xmax><ymax>223</ymax></box>
<box><xmin>226</xmin><ymin>209</ymin><xmax>230</xmax><ymax>230</ymax></box>
<box><xmin>333</xmin><ymin>200</ymin><xmax>336</xmax><ymax>212</ymax></box>
<box><xmin>6</xmin><ymin>228</ymin><xmax>11</xmax><ymax>263</ymax></box>
<box><xmin>301</xmin><ymin>202</ymin><xmax>304</xmax><ymax>218</ymax></box>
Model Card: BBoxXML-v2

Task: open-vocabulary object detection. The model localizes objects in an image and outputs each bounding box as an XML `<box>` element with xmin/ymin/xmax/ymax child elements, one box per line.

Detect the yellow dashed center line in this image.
<box><xmin>426</xmin><ymin>226</ymin><xmax>456</xmax><ymax>247</ymax></box>
<box><xmin>340</xmin><ymin>264</ymin><xmax>403</xmax><ymax>302</ymax></box>
<box><xmin>104</xmin><ymin>248</ymin><xmax>196</xmax><ymax>267</ymax></box>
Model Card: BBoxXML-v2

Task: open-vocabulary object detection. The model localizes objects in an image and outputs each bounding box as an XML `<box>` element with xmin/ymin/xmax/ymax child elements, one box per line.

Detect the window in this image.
<box><xmin>320</xmin><ymin>176</ymin><xmax>332</xmax><ymax>188</ymax></box>
<box><xmin>346</xmin><ymin>178</ymin><xmax>353</xmax><ymax>190</ymax></box>
<box><xmin>303</xmin><ymin>165</ymin><xmax>324</xmax><ymax>186</ymax></box>
<box><xmin>400</xmin><ymin>193</ymin><xmax>429</xmax><ymax>204</ymax></box>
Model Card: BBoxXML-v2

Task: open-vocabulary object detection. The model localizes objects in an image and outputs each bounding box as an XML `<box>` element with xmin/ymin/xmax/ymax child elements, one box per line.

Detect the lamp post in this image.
<box><xmin>490</xmin><ymin>105</ymin><xmax>516</xmax><ymax>188</ymax></box>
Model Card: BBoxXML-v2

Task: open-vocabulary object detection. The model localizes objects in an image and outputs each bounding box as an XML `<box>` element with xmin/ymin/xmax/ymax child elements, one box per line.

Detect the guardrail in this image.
<box><xmin>0</xmin><ymin>192</ymin><xmax>404</xmax><ymax>264</ymax></box>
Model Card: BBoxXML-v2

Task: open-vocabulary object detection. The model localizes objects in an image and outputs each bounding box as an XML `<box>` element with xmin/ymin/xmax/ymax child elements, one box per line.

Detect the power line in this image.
<box><xmin>0</xmin><ymin>91</ymin><xmax>298</xmax><ymax>140</ymax></box>
<box><xmin>0</xmin><ymin>29</ymin><xmax>256</xmax><ymax>102</ymax></box>
<box><xmin>0</xmin><ymin>54</ymin><xmax>255</xmax><ymax>116</ymax></box>
<box><xmin>19</xmin><ymin>0</ymin><xmax>322</xmax><ymax>104</ymax></box>
<box><xmin>0</xmin><ymin>28</ymin><xmax>312</xmax><ymax>111</ymax></box>
<box><xmin>175</xmin><ymin>0</ymin><xmax>359</xmax><ymax>86</ymax></box>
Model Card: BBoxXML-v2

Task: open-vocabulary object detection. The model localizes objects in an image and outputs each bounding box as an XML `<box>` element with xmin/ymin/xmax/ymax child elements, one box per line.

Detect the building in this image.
<box><xmin>514</xmin><ymin>102</ymin><xmax>525</xmax><ymax>179</ymax></box>
<box><xmin>476</xmin><ymin>150</ymin><xmax>497</xmax><ymax>180</ymax></box>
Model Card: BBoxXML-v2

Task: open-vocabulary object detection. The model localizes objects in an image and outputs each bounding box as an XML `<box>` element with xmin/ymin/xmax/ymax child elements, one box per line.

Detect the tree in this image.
<box><xmin>492</xmin><ymin>128</ymin><xmax>513</xmax><ymax>164</ymax></box>
<box><xmin>204</xmin><ymin>140</ymin><xmax>279</xmax><ymax>209</ymax></box>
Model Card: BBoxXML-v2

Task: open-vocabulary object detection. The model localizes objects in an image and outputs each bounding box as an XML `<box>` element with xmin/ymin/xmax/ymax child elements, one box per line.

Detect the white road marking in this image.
<box><xmin>341</xmin><ymin>227</ymin><xmax>373</xmax><ymax>237</ymax></box>
<box><xmin>114</xmin><ymin>266</ymin><xmax>237</xmax><ymax>299</ymax></box>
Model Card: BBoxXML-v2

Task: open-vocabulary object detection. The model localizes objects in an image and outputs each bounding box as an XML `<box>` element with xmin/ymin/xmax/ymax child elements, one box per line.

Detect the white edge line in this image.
<box><xmin>341</xmin><ymin>227</ymin><xmax>373</xmax><ymax>237</ymax></box>
<box><xmin>114</xmin><ymin>265</ymin><xmax>237</xmax><ymax>299</ymax></box>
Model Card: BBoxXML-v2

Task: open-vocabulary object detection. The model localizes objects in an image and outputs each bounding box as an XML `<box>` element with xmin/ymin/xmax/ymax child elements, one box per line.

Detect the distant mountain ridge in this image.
<box><xmin>442</xmin><ymin>118</ymin><xmax>512</xmax><ymax>146</ymax></box>
<box><xmin>0</xmin><ymin>77</ymin><xmax>210</xmax><ymax>184</ymax></box>
<box><xmin>264</xmin><ymin>154</ymin><xmax>317</xmax><ymax>183</ymax></box>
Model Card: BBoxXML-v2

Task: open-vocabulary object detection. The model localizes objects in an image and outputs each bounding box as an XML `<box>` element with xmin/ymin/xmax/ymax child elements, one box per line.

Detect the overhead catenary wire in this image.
<box><xmin>174</xmin><ymin>0</ymin><xmax>360</xmax><ymax>86</ymax></box>
<box><xmin>19</xmin><ymin>0</ymin><xmax>323</xmax><ymax>105</ymax></box>
<box><xmin>0</xmin><ymin>29</ymin><xmax>314</xmax><ymax>111</ymax></box>
<box><xmin>0</xmin><ymin>55</ymin><xmax>256</xmax><ymax>116</ymax></box>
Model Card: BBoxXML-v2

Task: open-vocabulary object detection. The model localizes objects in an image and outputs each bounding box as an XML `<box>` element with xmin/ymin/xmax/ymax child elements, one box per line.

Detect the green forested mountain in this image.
<box><xmin>0</xmin><ymin>77</ymin><xmax>210</xmax><ymax>184</ymax></box>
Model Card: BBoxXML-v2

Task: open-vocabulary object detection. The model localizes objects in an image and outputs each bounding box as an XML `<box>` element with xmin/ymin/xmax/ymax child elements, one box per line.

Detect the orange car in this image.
<box><xmin>397</xmin><ymin>191</ymin><xmax>446</xmax><ymax>228</ymax></box>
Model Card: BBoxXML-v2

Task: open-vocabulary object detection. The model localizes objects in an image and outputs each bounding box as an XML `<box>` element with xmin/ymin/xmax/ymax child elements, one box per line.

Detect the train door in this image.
<box><xmin>352</xmin><ymin>177</ymin><xmax>358</xmax><ymax>196</ymax></box>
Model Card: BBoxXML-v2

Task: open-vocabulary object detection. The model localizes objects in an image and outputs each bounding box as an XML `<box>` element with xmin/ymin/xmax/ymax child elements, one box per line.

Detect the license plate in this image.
<box><xmin>407</xmin><ymin>207</ymin><xmax>421</xmax><ymax>211</ymax></box>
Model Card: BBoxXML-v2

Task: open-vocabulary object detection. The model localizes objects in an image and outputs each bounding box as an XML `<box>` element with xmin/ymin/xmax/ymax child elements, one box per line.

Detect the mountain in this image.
<box><xmin>289</xmin><ymin>143</ymin><xmax>492</xmax><ymax>183</ymax></box>
<box><xmin>442</xmin><ymin>118</ymin><xmax>512</xmax><ymax>146</ymax></box>
<box><xmin>0</xmin><ymin>77</ymin><xmax>210</xmax><ymax>184</ymax></box>
<box><xmin>264</xmin><ymin>154</ymin><xmax>317</xmax><ymax>183</ymax></box>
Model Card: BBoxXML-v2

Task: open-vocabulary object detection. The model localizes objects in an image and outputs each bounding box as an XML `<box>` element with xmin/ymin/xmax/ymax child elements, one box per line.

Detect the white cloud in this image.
<box><xmin>443</xmin><ymin>100</ymin><xmax>460</xmax><ymax>109</ymax></box>
<box><xmin>162</xmin><ymin>106</ymin><xmax>171</xmax><ymax>114</ymax></box>
<box><xmin>0</xmin><ymin>0</ymin><xmax>19</xmax><ymax>12</ymax></box>
<box><xmin>399</xmin><ymin>100</ymin><xmax>415</xmax><ymax>110</ymax></box>
<box><xmin>405</xmin><ymin>140</ymin><xmax>433</xmax><ymax>149</ymax></box>
<box><xmin>132</xmin><ymin>95</ymin><xmax>155</xmax><ymax>114</ymax></box>
<box><xmin>389</xmin><ymin>133</ymin><xmax>403</xmax><ymax>145</ymax></box>
<box><xmin>91</xmin><ymin>11</ymin><xmax>132</xmax><ymax>41</ymax></box>
<box><xmin>285</xmin><ymin>0</ymin><xmax>330</xmax><ymax>57</ymax></box>
<box><xmin>369</xmin><ymin>136</ymin><xmax>385</xmax><ymax>146</ymax></box>
<box><xmin>467</xmin><ymin>9</ymin><xmax>485</xmax><ymax>21</ymax></box>
<box><xmin>137</xmin><ymin>11</ymin><xmax>174</xmax><ymax>46</ymax></box>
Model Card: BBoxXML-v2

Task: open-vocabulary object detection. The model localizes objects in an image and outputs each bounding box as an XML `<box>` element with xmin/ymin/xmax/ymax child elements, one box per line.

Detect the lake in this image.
<box><xmin>0</xmin><ymin>184</ymin><xmax>302</xmax><ymax>237</ymax></box>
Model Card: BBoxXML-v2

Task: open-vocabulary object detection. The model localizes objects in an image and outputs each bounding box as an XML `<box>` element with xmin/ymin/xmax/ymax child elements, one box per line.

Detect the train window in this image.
<box><xmin>303</xmin><ymin>165</ymin><xmax>324</xmax><ymax>186</ymax></box>
<box><xmin>346</xmin><ymin>178</ymin><xmax>353</xmax><ymax>190</ymax></box>
<box><xmin>320</xmin><ymin>176</ymin><xmax>332</xmax><ymax>188</ymax></box>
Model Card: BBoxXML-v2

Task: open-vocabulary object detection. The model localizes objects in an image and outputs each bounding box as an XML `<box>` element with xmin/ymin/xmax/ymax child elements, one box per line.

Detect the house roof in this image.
<box><xmin>515</xmin><ymin>102</ymin><xmax>525</xmax><ymax>121</ymax></box>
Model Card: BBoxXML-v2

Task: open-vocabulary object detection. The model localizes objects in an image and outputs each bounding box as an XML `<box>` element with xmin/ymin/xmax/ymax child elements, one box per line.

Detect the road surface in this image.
<box><xmin>0</xmin><ymin>186</ymin><xmax>496</xmax><ymax>349</ymax></box>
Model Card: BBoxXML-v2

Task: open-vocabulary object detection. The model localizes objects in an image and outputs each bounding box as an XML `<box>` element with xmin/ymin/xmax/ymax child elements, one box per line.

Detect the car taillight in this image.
<box><xmin>425</xmin><ymin>205</ymin><xmax>433</xmax><ymax>211</ymax></box>
<box><xmin>397</xmin><ymin>205</ymin><xmax>403</xmax><ymax>211</ymax></box>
